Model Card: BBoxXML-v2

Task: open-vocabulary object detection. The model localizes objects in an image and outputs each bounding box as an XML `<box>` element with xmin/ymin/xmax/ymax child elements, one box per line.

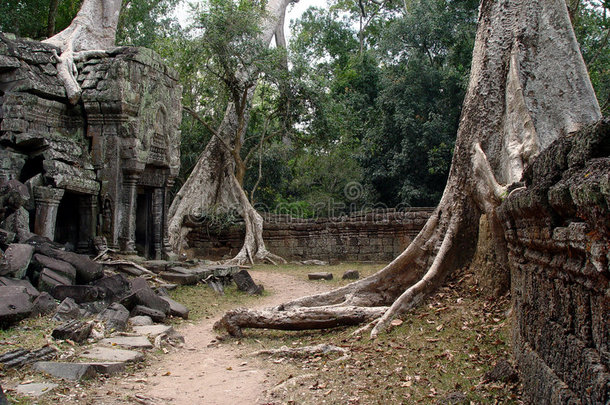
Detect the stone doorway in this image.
<box><xmin>54</xmin><ymin>192</ymin><xmax>80</xmax><ymax>250</ymax></box>
<box><xmin>135</xmin><ymin>188</ymin><xmax>154</xmax><ymax>258</ymax></box>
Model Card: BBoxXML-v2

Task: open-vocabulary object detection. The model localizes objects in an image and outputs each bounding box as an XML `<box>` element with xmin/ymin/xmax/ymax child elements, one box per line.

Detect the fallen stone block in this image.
<box><xmin>0</xmin><ymin>243</ymin><xmax>34</xmax><ymax>279</ymax></box>
<box><xmin>233</xmin><ymin>270</ymin><xmax>264</xmax><ymax>295</ymax></box>
<box><xmin>308</xmin><ymin>272</ymin><xmax>333</xmax><ymax>281</ymax></box>
<box><xmin>100</xmin><ymin>335</ymin><xmax>153</xmax><ymax>349</ymax></box>
<box><xmin>159</xmin><ymin>271</ymin><xmax>199</xmax><ymax>285</ymax></box>
<box><xmin>130</xmin><ymin>278</ymin><xmax>170</xmax><ymax>314</ymax></box>
<box><xmin>31</xmin><ymin>253</ymin><xmax>76</xmax><ymax>282</ymax></box>
<box><xmin>52</xmin><ymin>297</ymin><xmax>83</xmax><ymax>322</ymax></box>
<box><xmin>128</xmin><ymin>315</ymin><xmax>153</xmax><ymax>326</ymax></box>
<box><xmin>92</xmin><ymin>274</ymin><xmax>130</xmax><ymax>301</ymax></box>
<box><xmin>0</xmin><ymin>288</ymin><xmax>33</xmax><ymax>327</ymax></box>
<box><xmin>31</xmin><ymin>292</ymin><xmax>58</xmax><ymax>317</ymax></box>
<box><xmin>158</xmin><ymin>296</ymin><xmax>189</xmax><ymax>319</ymax></box>
<box><xmin>130</xmin><ymin>305</ymin><xmax>166</xmax><ymax>323</ymax></box>
<box><xmin>0</xmin><ymin>276</ymin><xmax>39</xmax><ymax>297</ymax></box>
<box><xmin>80</xmin><ymin>346</ymin><xmax>143</xmax><ymax>363</ymax></box>
<box><xmin>0</xmin><ymin>345</ymin><xmax>57</xmax><ymax>368</ymax></box>
<box><xmin>51</xmin><ymin>285</ymin><xmax>107</xmax><ymax>303</ymax></box>
<box><xmin>32</xmin><ymin>243</ymin><xmax>103</xmax><ymax>284</ymax></box>
<box><xmin>342</xmin><ymin>270</ymin><xmax>360</xmax><ymax>280</ymax></box>
<box><xmin>33</xmin><ymin>361</ymin><xmax>125</xmax><ymax>380</ymax></box>
<box><xmin>132</xmin><ymin>324</ymin><xmax>173</xmax><ymax>337</ymax></box>
<box><xmin>15</xmin><ymin>382</ymin><xmax>58</xmax><ymax>397</ymax></box>
<box><xmin>97</xmin><ymin>303</ymin><xmax>130</xmax><ymax>331</ymax></box>
<box><xmin>52</xmin><ymin>320</ymin><xmax>93</xmax><ymax>343</ymax></box>
<box><xmin>38</xmin><ymin>268</ymin><xmax>72</xmax><ymax>293</ymax></box>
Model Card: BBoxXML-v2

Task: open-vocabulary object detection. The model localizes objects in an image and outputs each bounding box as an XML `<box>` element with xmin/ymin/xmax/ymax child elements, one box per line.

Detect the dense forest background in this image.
<box><xmin>2</xmin><ymin>0</ymin><xmax>608</xmax><ymax>217</ymax></box>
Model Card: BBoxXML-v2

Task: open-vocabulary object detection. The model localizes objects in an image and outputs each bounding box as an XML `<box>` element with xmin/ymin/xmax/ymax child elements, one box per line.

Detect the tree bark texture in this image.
<box><xmin>43</xmin><ymin>0</ymin><xmax>122</xmax><ymax>103</ymax></box>
<box><xmin>168</xmin><ymin>0</ymin><xmax>295</xmax><ymax>265</ymax></box>
<box><xmin>215</xmin><ymin>0</ymin><xmax>601</xmax><ymax>338</ymax></box>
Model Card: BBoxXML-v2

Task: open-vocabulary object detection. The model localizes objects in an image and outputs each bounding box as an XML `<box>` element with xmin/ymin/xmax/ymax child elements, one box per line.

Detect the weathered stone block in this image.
<box><xmin>38</xmin><ymin>268</ymin><xmax>72</xmax><ymax>293</ymax></box>
<box><xmin>0</xmin><ymin>288</ymin><xmax>33</xmax><ymax>327</ymax></box>
<box><xmin>130</xmin><ymin>277</ymin><xmax>170</xmax><ymax>314</ymax></box>
<box><xmin>130</xmin><ymin>305</ymin><xmax>166</xmax><ymax>323</ymax></box>
<box><xmin>97</xmin><ymin>303</ymin><xmax>130</xmax><ymax>331</ymax></box>
<box><xmin>51</xmin><ymin>320</ymin><xmax>93</xmax><ymax>343</ymax></box>
<box><xmin>0</xmin><ymin>243</ymin><xmax>34</xmax><ymax>278</ymax></box>
<box><xmin>308</xmin><ymin>272</ymin><xmax>333</xmax><ymax>281</ymax></box>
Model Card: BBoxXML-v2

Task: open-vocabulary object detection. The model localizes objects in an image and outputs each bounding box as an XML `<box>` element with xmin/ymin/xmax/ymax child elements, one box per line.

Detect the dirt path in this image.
<box><xmin>96</xmin><ymin>271</ymin><xmax>330</xmax><ymax>404</ymax></box>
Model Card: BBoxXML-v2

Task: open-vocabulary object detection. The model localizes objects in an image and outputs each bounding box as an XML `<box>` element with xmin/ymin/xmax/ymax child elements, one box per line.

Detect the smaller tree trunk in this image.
<box><xmin>214</xmin><ymin>306</ymin><xmax>388</xmax><ymax>338</ymax></box>
<box><xmin>47</xmin><ymin>0</ymin><xmax>60</xmax><ymax>38</ymax></box>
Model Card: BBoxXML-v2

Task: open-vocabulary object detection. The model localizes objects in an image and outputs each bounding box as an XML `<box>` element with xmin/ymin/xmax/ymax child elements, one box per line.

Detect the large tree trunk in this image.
<box><xmin>168</xmin><ymin>0</ymin><xmax>295</xmax><ymax>265</ymax></box>
<box><xmin>43</xmin><ymin>0</ymin><xmax>122</xmax><ymax>103</ymax></box>
<box><xmin>215</xmin><ymin>0</ymin><xmax>601</xmax><ymax>337</ymax></box>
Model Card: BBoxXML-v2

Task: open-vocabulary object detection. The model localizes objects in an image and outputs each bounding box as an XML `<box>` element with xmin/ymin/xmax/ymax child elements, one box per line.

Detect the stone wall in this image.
<box><xmin>185</xmin><ymin>209</ymin><xmax>435</xmax><ymax>262</ymax></box>
<box><xmin>498</xmin><ymin>118</ymin><xmax>609</xmax><ymax>404</ymax></box>
<box><xmin>0</xmin><ymin>34</ymin><xmax>181</xmax><ymax>258</ymax></box>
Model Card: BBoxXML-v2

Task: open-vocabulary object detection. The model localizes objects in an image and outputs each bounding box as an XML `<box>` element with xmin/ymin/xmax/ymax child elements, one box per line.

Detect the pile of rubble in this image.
<box><xmin>0</xmin><ymin>178</ymin><xmax>263</xmax><ymax>398</ymax></box>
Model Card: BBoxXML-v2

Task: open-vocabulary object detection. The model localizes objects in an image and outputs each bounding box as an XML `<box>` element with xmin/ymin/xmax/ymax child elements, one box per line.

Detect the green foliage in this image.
<box><xmin>570</xmin><ymin>0</ymin><xmax>610</xmax><ymax>112</ymax></box>
<box><xmin>0</xmin><ymin>0</ymin><xmax>81</xmax><ymax>39</ymax></box>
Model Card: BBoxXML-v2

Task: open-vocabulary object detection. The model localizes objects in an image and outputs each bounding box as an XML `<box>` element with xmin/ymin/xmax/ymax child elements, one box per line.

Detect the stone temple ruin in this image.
<box><xmin>0</xmin><ymin>33</ymin><xmax>181</xmax><ymax>259</ymax></box>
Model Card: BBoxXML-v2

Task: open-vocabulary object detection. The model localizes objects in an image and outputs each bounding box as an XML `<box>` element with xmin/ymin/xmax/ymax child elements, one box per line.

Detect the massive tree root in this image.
<box><xmin>43</xmin><ymin>0</ymin><xmax>122</xmax><ymax>104</ymax></box>
<box><xmin>214</xmin><ymin>0</ymin><xmax>601</xmax><ymax>338</ymax></box>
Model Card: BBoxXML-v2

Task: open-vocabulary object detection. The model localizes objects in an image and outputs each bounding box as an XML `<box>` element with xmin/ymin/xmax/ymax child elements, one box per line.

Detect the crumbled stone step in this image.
<box><xmin>132</xmin><ymin>324</ymin><xmax>173</xmax><ymax>337</ymax></box>
<box><xmin>100</xmin><ymin>335</ymin><xmax>153</xmax><ymax>349</ymax></box>
<box><xmin>33</xmin><ymin>361</ymin><xmax>125</xmax><ymax>380</ymax></box>
<box><xmin>159</xmin><ymin>271</ymin><xmax>198</xmax><ymax>285</ymax></box>
<box><xmin>15</xmin><ymin>382</ymin><xmax>58</xmax><ymax>397</ymax></box>
<box><xmin>308</xmin><ymin>272</ymin><xmax>333</xmax><ymax>280</ymax></box>
<box><xmin>80</xmin><ymin>346</ymin><xmax>143</xmax><ymax>363</ymax></box>
<box><xmin>128</xmin><ymin>315</ymin><xmax>153</xmax><ymax>326</ymax></box>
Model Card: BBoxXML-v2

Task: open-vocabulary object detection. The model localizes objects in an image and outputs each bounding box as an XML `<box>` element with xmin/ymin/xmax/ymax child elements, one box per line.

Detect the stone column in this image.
<box><xmin>77</xmin><ymin>195</ymin><xmax>98</xmax><ymax>253</ymax></box>
<box><xmin>33</xmin><ymin>186</ymin><xmax>65</xmax><ymax>241</ymax></box>
<box><xmin>152</xmin><ymin>187</ymin><xmax>164</xmax><ymax>260</ymax></box>
<box><xmin>162</xmin><ymin>178</ymin><xmax>174</xmax><ymax>257</ymax></box>
<box><xmin>119</xmin><ymin>172</ymin><xmax>139</xmax><ymax>254</ymax></box>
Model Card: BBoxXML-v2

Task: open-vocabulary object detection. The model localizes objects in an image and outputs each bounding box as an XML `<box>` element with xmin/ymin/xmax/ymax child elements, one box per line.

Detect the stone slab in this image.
<box><xmin>128</xmin><ymin>316</ymin><xmax>153</xmax><ymax>326</ymax></box>
<box><xmin>308</xmin><ymin>272</ymin><xmax>333</xmax><ymax>280</ymax></box>
<box><xmin>33</xmin><ymin>361</ymin><xmax>96</xmax><ymax>380</ymax></box>
<box><xmin>0</xmin><ymin>243</ymin><xmax>34</xmax><ymax>279</ymax></box>
<box><xmin>80</xmin><ymin>346</ymin><xmax>143</xmax><ymax>363</ymax></box>
<box><xmin>132</xmin><ymin>325</ymin><xmax>173</xmax><ymax>337</ymax></box>
<box><xmin>16</xmin><ymin>382</ymin><xmax>58</xmax><ymax>397</ymax></box>
<box><xmin>33</xmin><ymin>361</ymin><xmax>125</xmax><ymax>380</ymax></box>
<box><xmin>100</xmin><ymin>336</ymin><xmax>153</xmax><ymax>349</ymax></box>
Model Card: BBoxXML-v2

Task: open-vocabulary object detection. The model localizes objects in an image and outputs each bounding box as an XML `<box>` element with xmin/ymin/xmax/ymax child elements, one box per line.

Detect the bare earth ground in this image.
<box><xmin>4</xmin><ymin>264</ymin><xmax>521</xmax><ymax>404</ymax></box>
<box><xmin>49</xmin><ymin>270</ymin><xmax>331</xmax><ymax>405</ymax></box>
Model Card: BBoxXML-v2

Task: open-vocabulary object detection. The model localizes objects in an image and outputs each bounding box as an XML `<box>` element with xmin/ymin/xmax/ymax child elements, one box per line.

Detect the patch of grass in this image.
<box><xmin>168</xmin><ymin>282</ymin><xmax>268</xmax><ymax>323</ymax></box>
<box><xmin>0</xmin><ymin>316</ymin><xmax>62</xmax><ymax>355</ymax></box>
<box><xmin>237</xmin><ymin>270</ymin><xmax>521</xmax><ymax>404</ymax></box>
<box><xmin>254</xmin><ymin>262</ymin><xmax>383</xmax><ymax>286</ymax></box>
